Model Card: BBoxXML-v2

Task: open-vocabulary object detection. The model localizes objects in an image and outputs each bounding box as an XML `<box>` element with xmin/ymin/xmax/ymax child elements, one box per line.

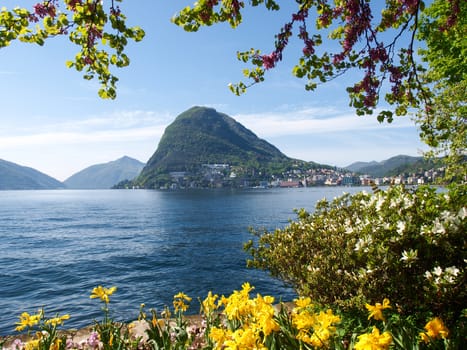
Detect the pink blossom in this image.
<box><xmin>261</xmin><ymin>52</ymin><xmax>278</xmax><ymax>70</ymax></box>
<box><xmin>87</xmin><ymin>331</ymin><xmax>99</xmax><ymax>348</ymax></box>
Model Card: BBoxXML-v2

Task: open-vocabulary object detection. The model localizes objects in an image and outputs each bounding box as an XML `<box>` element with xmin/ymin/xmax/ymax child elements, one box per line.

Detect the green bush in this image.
<box><xmin>245</xmin><ymin>184</ymin><xmax>466</xmax><ymax>324</ymax></box>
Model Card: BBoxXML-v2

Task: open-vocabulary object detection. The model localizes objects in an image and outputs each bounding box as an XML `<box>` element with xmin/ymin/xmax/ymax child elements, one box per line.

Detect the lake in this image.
<box><xmin>0</xmin><ymin>187</ymin><xmax>366</xmax><ymax>335</ymax></box>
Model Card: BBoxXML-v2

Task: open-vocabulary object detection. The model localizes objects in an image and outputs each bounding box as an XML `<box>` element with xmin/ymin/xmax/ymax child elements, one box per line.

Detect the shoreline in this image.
<box><xmin>1</xmin><ymin>315</ymin><xmax>206</xmax><ymax>349</ymax></box>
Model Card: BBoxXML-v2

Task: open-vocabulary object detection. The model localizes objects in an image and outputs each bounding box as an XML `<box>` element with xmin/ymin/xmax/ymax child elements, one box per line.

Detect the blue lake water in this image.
<box><xmin>0</xmin><ymin>187</ymin><xmax>365</xmax><ymax>335</ymax></box>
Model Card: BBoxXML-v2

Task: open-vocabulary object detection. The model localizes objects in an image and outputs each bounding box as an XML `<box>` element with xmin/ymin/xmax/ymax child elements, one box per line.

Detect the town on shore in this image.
<box><xmin>123</xmin><ymin>163</ymin><xmax>446</xmax><ymax>190</ymax></box>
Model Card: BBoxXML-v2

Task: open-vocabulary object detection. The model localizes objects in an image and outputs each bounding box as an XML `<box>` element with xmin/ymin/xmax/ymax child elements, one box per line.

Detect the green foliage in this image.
<box><xmin>0</xmin><ymin>0</ymin><xmax>145</xmax><ymax>99</ymax></box>
<box><xmin>414</xmin><ymin>0</ymin><xmax>467</xmax><ymax>183</ymax></box>
<box><xmin>418</xmin><ymin>0</ymin><xmax>466</xmax><ymax>85</ymax></box>
<box><xmin>245</xmin><ymin>184</ymin><xmax>466</xmax><ymax>325</ymax></box>
<box><xmin>171</xmin><ymin>0</ymin><xmax>279</xmax><ymax>31</ymax></box>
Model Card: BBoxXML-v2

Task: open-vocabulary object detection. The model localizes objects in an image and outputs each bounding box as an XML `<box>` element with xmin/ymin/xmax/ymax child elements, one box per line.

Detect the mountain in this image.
<box><xmin>344</xmin><ymin>160</ymin><xmax>379</xmax><ymax>173</ymax></box>
<box><xmin>64</xmin><ymin>156</ymin><xmax>145</xmax><ymax>189</ymax></box>
<box><xmin>0</xmin><ymin>159</ymin><xmax>64</xmax><ymax>190</ymax></box>
<box><xmin>345</xmin><ymin>155</ymin><xmax>425</xmax><ymax>177</ymax></box>
<box><xmin>136</xmin><ymin>106</ymin><xmax>300</xmax><ymax>188</ymax></box>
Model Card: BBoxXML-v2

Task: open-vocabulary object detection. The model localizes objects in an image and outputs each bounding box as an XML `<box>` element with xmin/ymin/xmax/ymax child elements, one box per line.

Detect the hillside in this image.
<box><xmin>345</xmin><ymin>155</ymin><xmax>426</xmax><ymax>177</ymax></box>
<box><xmin>64</xmin><ymin>156</ymin><xmax>145</xmax><ymax>189</ymax></box>
<box><xmin>0</xmin><ymin>159</ymin><xmax>64</xmax><ymax>190</ymax></box>
<box><xmin>135</xmin><ymin>106</ymin><xmax>307</xmax><ymax>188</ymax></box>
<box><xmin>344</xmin><ymin>160</ymin><xmax>379</xmax><ymax>173</ymax></box>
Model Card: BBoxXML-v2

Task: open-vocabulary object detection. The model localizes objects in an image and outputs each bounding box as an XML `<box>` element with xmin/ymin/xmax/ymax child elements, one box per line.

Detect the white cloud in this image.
<box><xmin>0</xmin><ymin>128</ymin><xmax>164</xmax><ymax>148</ymax></box>
<box><xmin>233</xmin><ymin>106</ymin><xmax>416</xmax><ymax>138</ymax></box>
<box><xmin>0</xmin><ymin>110</ymin><xmax>171</xmax><ymax>149</ymax></box>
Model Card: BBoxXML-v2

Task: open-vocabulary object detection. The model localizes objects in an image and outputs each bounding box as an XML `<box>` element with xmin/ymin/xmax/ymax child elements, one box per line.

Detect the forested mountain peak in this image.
<box><xmin>136</xmin><ymin>106</ymin><xmax>294</xmax><ymax>188</ymax></box>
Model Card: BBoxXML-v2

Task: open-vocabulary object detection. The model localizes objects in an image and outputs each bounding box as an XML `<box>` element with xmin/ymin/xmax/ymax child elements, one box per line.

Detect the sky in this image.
<box><xmin>0</xmin><ymin>1</ymin><xmax>429</xmax><ymax>181</ymax></box>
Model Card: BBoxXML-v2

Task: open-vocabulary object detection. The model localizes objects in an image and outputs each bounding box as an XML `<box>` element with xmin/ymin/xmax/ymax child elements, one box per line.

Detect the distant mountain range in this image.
<box><xmin>344</xmin><ymin>155</ymin><xmax>436</xmax><ymax>177</ymax></box>
<box><xmin>0</xmin><ymin>159</ymin><xmax>65</xmax><ymax>190</ymax></box>
<box><xmin>0</xmin><ymin>156</ymin><xmax>144</xmax><ymax>190</ymax></box>
<box><xmin>1</xmin><ymin>106</ymin><xmax>440</xmax><ymax>190</ymax></box>
<box><xmin>64</xmin><ymin>156</ymin><xmax>145</xmax><ymax>189</ymax></box>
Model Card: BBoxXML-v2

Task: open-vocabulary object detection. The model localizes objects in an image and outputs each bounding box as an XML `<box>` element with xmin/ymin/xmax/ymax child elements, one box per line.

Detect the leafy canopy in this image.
<box><xmin>172</xmin><ymin>0</ymin><xmax>463</xmax><ymax>124</ymax></box>
<box><xmin>0</xmin><ymin>0</ymin><xmax>145</xmax><ymax>99</ymax></box>
<box><xmin>415</xmin><ymin>0</ymin><xmax>466</xmax><ymax>182</ymax></box>
<box><xmin>0</xmin><ymin>1</ymin><xmax>462</xmax><ymax>112</ymax></box>
<box><xmin>1</xmin><ymin>1</ymin><xmax>464</xmax><ymax>177</ymax></box>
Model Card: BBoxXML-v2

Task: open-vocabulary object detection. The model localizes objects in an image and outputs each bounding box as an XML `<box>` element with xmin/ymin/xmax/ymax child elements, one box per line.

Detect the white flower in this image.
<box><xmin>354</xmin><ymin>236</ymin><xmax>372</xmax><ymax>252</ymax></box>
<box><xmin>425</xmin><ymin>270</ymin><xmax>433</xmax><ymax>280</ymax></box>
<box><xmin>432</xmin><ymin>219</ymin><xmax>446</xmax><ymax>235</ymax></box>
<box><xmin>441</xmin><ymin>210</ymin><xmax>460</xmax><ymax>227</ymax></box>
<box><xmin>402</xmin><ymin>195</ymin><xmax>414</xmax><ymax>209</ymax></box>
<box><xmin>458</xmin><ymin>207</ymin><xmax>467</xmax><ymax>220</ymax></box>
<box><xmin>375</xmin><ymin>196</ymin><xmax>385</xmax><ymax>211</ymax></box>
<box><xmin>396</xmin><ymin>221</ymin><xmax>406</xmax><ymax>235</ymax></box>
<box><xmin>354</xmin><ymin>238</ymin><xmax>364</xmax><ymax>252</ymax></box>
<box><xmin>433</xmin><ymin>266</ymin><xmax>443</xmax><ymax>276</ymax></box>
<box><xmin>445</xmin><ymin>266</ymin><xmax>460</xmax><ymax>277</ymax></box>
<box><xmin>400</xmin><ymin>249</ymin><xmax>418</xmax><ymax>266</ymax></box>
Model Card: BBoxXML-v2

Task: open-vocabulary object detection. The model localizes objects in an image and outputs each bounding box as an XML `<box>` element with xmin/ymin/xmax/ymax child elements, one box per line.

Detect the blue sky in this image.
<box><xmin>0</xmin><ymin>1</ymin><xmax>428</xmax><ymax>181</ymax></box>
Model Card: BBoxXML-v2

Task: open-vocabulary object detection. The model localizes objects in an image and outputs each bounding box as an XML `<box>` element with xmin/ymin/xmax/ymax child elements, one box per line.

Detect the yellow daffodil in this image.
<box><xmin>294</xmin><ymin>308</ymin><xmax>340</xmax><ymax>347</ymax></box>
<box><xmin>258</xmin><ymin>313</ymin><xmax>280</xmax><ymax>335</ymax></box>
<box><xmin>365</xmin><ymin>298</ymin><xmax>391</xmax><ymax>321</ymax></box>
<box><xmin>354</xmin><ymin>326</ymin><xmax>392</xmax><ymax>350</ymax></box>
<box><xmin>292</xmin><ymin>311</ymin><xmax>316</xmax><ymax>330</ymax></box>
<box><xmin>45</xmin><ymin>314</ymin><xmax>70</xmax><ymax>327</ymax></box>
<box><xmin>420</xmin><ymin>317</ymin><xmax>449</xmax><ymax>343</ymax></box>
<box><xmin>24</xmin><ymin>339</ymin><xmax>40</xmax><ymax>350</ymax></box>
<box><xmin>15</xmin><ymin>311</ymin><xmax>42</xmax><ymax>331</ymax></box>
<box><xmin>294</xmin><ymin>296</ymin><xmax>312</xmax><ymax>310</ymax></box>
<box><xmin>209</xmin><ymin>327</ymin><xmax>233</xmax><ymax>349</ymax></box>
<box><xmin>202</xmin><ymin>291</ymin><xmax>219</xmax><ymax>315</ymax></box>
<box><xmin>296</xmin><ymin>329</ymin><xmax>313</xmax><ymax>345</ymax></box>
<box><xmin>173</xmin><ymin>292</ymin><xmax>192</xmax><ymax>301</ymax></box>
<box><xmin>90</xmin><ymin>285</ymin><xmax>117</xmax><ymax>304</ymax></box>
<box><xmin>150</xmin><ymin>311</ymin><xmax>164</xmax><ymax>329</ymax></box>
<box><xmin>50</xmin><ymin>338</ymin><xmax>62</xmax><ymax>350</ymax></box>
<box><xmin>173</xmin><ymin>292</ymin><xmax>192</xmax><ymax>312</ymax></box>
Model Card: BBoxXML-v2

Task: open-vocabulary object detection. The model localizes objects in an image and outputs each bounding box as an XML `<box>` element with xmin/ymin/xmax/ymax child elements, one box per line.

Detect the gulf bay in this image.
<box><xmin>0</xmin><ymin>187</ymin><xmax>366</xmax><ymax>335</ymax></box>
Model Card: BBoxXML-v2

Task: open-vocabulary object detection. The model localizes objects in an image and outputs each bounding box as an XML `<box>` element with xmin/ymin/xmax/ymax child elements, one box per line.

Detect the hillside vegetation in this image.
<box><xmin>136</xmin><ymin>106</ymin><xmax>325</xmax><ymax>188</ymax></box>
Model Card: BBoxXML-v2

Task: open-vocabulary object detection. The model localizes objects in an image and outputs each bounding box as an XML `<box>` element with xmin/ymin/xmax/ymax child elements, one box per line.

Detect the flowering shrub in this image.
<box><xmin>245</xmin><ymin>184</ymin><xmax>466</xmax><ymax>324</ymax></box>
<box><xmin>7</xmin><ymin>284</ymin><xmax>465</xmax><ymax>349</ymax></box>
